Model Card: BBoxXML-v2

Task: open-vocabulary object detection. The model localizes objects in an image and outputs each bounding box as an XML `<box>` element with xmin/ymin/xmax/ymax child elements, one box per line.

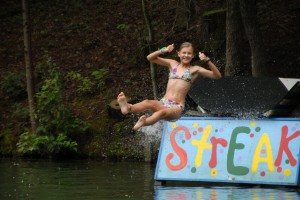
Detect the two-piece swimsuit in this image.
<box><xmin>160</xmin><ymin>64</ymin><xmax>192</xmax><ymax>111</ymax></box>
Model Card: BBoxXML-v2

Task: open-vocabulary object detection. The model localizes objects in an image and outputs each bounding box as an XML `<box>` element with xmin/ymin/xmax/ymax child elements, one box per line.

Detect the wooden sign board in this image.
<box><xmin>154</xmin><ymin>117</ymin><xmax>300</xmax><ymax>186</ymax></box>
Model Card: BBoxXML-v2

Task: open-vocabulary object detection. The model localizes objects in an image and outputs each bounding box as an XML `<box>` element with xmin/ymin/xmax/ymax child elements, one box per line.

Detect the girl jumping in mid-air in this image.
<box><xmin>117</xmin><ymin>42</ymin><xmax>222</xmax><ymax>131</ymax></box>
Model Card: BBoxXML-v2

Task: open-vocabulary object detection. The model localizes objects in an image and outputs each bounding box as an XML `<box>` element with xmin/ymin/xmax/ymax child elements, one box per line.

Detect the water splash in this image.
<box><xmin>139</xmin><ymin>120</ymin><xmax>164</xmax><ymax>144</ymax></box>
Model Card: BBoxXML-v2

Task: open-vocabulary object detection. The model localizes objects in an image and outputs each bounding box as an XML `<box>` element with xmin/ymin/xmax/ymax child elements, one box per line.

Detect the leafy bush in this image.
<box><xmin>35</xmin><ymin>57</ymin><xmax>90</xmax><ymax>135</ymax></box>
<box><xmin>0</xmin><ymin>129</ymin><xmax>14</xmax><ymax>155</ymax></box>
<box><xmin>17</xmin><ymin>132</ymin><xmax>78</xmax><ymax>156</ymax></box>
<box><xmin>0</xmin><ymin>72</ymin><xmax>26</xmax><ymax>99</ymax></box>
<box><xmin>13</xmin><ymin>103</ymin><xmax>30</xmax><ymax>127</ymax></box>
<box><xmin>66</xmin><ymin>68</ymin><xmax>109</xmax><ymax>95</ymax></box>
<box><xmin>14</xmin><ymin>103</ymin><xmax>29</xmax><ymax>118</ymax></box>
<box><xmin>92</xmin><ymin>68</ymin><xmax>108</xmax><ymax>88</ymax></box>
<box><xmin>16</xmin><ymin>56</ymin><xmax>90</xmax><ymax>157</ymax></box>
<box><xmin>66</xmin><ymin>71</ymin><xmax>93</xmax><ymax>94</ymax></box>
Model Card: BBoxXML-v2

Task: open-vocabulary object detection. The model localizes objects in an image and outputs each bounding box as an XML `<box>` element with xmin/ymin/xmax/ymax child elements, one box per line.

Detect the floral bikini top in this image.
<box><xmin>168</xmin><ymin>64</ymin><xmax>192</xmax><ymax>83</ymax></box>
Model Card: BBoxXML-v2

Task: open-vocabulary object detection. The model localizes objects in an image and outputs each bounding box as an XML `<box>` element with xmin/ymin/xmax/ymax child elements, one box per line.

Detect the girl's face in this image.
<box><xmin>177</xmin><ymin>46</ymin><xmax>194</xmax><ymax>65</ymax></box>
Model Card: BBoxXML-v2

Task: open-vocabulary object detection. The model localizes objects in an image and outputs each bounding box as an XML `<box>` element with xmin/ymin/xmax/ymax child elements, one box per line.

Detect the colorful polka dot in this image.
<box><xmin>250</xmin><ymin>133</ymin><xmax>254</xmax><ymax>138</ymax></box>
<box><xmin>255</xmin><ymin>127</ymin><xmax>261</xmax><ymax>132</ymax></box>
<box><xmin>182</xmin><ymin>140</ymin><xmax>185</xmax><ymax>144</ymax></box>
<box><xmin>198</xmin><ymin>127</ymin><xmax>203</xmax><ymax>132</ymax></box>
<box><xmin>279</xmin><ymin>175</ymin><xmax>284</xmax><ymax>180</ymax></box>
<box><xmin>284</xmin><ymin>169</ymin><xmax>291</xmax><ymax>176</ymax></box>
<box><xmin>211</xmin><ymin>169</ymin><xmax>217</xmax><ymax>177</ymax></box>
<box><xmin>191</xmin><ymin>167</ymin><xmax>196</xmax><ymax>173</ymax></box>
<box><xmin>215</xmin><ymin>129</ymin><xmax>218</xmax><ymax>133</ymax></box>
<box><xmin>192</xmin><ymin>122</ymin><xmax>198</xmax><ymax>128</ymax></box>
<box><xmin>277</xmin><ymin>167</ymin><xmax>282</xmax><ymax>173</ymax></box>
<box><xmin>171</xmin><ymin>123</ymin><xmax>177</xmax><ymax>128</ymax></box>
<box><xmin>193</xmin><ymin>131</ymin><xmax>197</xmax><ymax>135</ymax></box>
<box><xmin>260</xmin><ymin>171</ymin><xmax>266</xmax><ymax>177</ymax></box>
<box><xmin>285</xmin><ymin>159</ymin><xmax>290</xmax><ymax>164</ymax></box>
<box><xmin>261</xmin><ymin>149</ymin><xmax>266</xmax><ymax>154</ymax></box>
<box><xmin>250</xmin><ymin>122</ymin><xmax>256</xmax><ymax>127</ymax></box>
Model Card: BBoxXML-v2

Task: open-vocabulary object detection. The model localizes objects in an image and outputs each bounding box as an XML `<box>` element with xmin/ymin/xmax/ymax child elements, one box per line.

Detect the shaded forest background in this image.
<box><xmin>0</xmin><ymin>0</ymin><xmax>299</xmax><ymax>158</ymax></box>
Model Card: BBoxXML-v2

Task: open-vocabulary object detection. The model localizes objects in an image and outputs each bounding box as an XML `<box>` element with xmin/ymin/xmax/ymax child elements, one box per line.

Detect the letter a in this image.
<box><xmin>252</xmin><ymin>133</ymin><xmax>274</xmax><ymax>173</ymax></box>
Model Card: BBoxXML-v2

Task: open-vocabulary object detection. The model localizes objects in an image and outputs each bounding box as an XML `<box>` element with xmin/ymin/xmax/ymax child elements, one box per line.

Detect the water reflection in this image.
<box><xmin>0</xmin><ymin>159</ymin><xmax>155</xmax><ymax>200</ymax></box>
<box><xmin>154</xmin><ymin>186</ymin><xmax>299</xmax><ymax>200</ymax></box>
<box><xmin>0</xmin><ymin>159</ymin><xmax>299</xmax><ymax>200</ymax></box>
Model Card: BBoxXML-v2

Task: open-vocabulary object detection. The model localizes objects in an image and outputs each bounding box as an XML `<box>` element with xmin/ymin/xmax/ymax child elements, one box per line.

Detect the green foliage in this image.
<box><xmin>13</xmin><ymin>103</ymin><xmax>29</xmax><ymax>119</ymax></box>
<box><xmin>66</xmin><ymin>71</ymin><xmax>93</xmax><ymax>94</ymax></box>
<box><xmin>16</xmin><ymin>56</ymin><xmax>90</xmax><ymax>157</ymax></box>
<box><xmin>35</xmin><ymin>57</ymin><xmax>90</xmax><ymax>135</ymax></box>
<box><xmin>66</xmin><ymin>68</ymin><xmax>108</xmax><ymax>95</ymax></box>
<box><xmin>117</xmin><ymin>23</ymin><xmax>129</xmax><ymax>31</ymax></box>
<box><xmin>91</xmin><ymin>68</ymin><xmax>108</xmax><ymax>88</ymax></box>
<box><xmin>36</xmin><ymin>58</ymin><xmax>64</xmax><ymax>133</ymax></box>
<box><xmin>0</xmin><ymin>72</ymin><xmax>26</xmax><ymax>99</ymax></box>
<box><xmin>13</xmin><ymin>103</ymin><xmax>29</xmax><ymax>127</ymax></box>
<box><xmin>17</xmin><ymin>132</ymin><xmax>77</xmax><ymax>156</ymax></box>
<box><xmin>0</xmin><ymin>129</ymin><xmax>14</xmax><ymax>155</ymax></box>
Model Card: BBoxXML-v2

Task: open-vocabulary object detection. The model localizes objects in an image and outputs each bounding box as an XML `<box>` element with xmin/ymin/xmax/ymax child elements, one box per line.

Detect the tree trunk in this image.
<box><xmin>142</xmin><ymin>0</ymin><xmax>158</xmax><ymax>99</ymax></box>
<box><xmin>225</xmin><ymin>0</ymin><xmax>249</xmax><ymax>76</ymax></box>
<box><xmin>22</xmin><ymin>0</ymin><xmax>37</xmax><ymax>133</ymax></box>
<box><xmin>239</xmin><ymin>0</ymin><xmax>267</xmax><ymax>76</ymax></box>
<box><xmin>183</xmin><ymin>0</ymin><xmax>196</xmax><ymax>30</ymax></box>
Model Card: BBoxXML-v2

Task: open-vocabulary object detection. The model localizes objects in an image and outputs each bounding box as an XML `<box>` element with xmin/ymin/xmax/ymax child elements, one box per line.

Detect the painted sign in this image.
<box><xmin>154</xmin><ymin>117</ymin><xmax>300</xmax><ymax>185</ymax></box>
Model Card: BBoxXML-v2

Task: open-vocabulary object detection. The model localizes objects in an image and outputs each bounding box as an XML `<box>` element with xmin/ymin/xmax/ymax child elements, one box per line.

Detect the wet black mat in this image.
<box><xmin>188</xmin><ymin>76</ymin><xmax>288</xmax><ymax>117</ymax></box>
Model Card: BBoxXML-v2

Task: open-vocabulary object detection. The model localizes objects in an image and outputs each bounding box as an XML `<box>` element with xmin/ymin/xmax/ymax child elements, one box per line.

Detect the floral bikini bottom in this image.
<box><xmin>160</xmin><ymin>98</ymin><xmax>185</xmax><ymax>111</ymax></box>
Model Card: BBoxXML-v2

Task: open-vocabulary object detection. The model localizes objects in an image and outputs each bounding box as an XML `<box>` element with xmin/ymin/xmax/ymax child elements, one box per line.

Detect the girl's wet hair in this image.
<box><xmin>178</xmin><ymin>42</ymin><xmax>194</xmax><ymax>52</ymax></box>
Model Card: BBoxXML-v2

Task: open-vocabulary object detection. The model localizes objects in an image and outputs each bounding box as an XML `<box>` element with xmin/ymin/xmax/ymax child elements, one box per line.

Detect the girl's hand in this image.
<box><xmin>199</xmin><ymin>52</ymin><xmax>210</xmax><ymax>62</ymax></box>
<box><xmin>165</xmin><ymin>44</ymin><xmax>175</xmax><ymax>53</ymax></box>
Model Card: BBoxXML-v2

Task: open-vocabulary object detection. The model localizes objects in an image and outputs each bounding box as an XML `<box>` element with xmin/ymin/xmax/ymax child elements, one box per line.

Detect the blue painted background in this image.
<box><xmin>155</xmin><ymin>117</ymin><xmax>300</xmax><ymax>185</ymax></box>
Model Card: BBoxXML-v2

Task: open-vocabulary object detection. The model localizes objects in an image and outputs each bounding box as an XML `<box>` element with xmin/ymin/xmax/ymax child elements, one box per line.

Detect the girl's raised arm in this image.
<box><xmin>147</xmin><ymin>44</ymin><xmax>176</xmax><ymax>68</ymax></box>
<box><xmin>197</xmin><ymin>52</ymin><xmax>222</xmax><ymax>80</ymax></box>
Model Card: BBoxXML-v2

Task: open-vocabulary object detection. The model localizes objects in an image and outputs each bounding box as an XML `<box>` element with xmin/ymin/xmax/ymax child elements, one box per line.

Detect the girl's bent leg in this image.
<box><xmin>133</xmin><ymin>115</ymin><xmax>147</xmax><ymax>131</ymax></box>
<box><xmin>131</xmin><ymin>99</ymin><xmax>163</xmax><ymax>113</ymax></box>
<box><xmin>133</xmin><ymin>107</ymin><xmax>182</xmax><ymax>131</ymax></box>
<box><xmin>118</xmin><ymin>93</ymin><xmax>163</xmax><ymax>115</ymax></box>
<box><xmin>146</xmin><ymin>108</ymin><xmax>181</xmax><ymax>124</ymax></box>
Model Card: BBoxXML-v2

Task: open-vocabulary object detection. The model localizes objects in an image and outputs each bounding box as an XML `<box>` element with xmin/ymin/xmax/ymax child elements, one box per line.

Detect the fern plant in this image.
<box><xmin>17</xmin><ymin>132</ymin><xmax>78</xmax><ymax>156</ymax></box>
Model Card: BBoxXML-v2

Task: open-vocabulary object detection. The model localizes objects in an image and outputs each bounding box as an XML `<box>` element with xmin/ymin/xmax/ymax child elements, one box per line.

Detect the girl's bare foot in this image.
<box><xmin>117</xmin><ymin>92</ymin><xmax>130</xmax><ymax>114</ymax></box>
<box><xmin>133</xmin><ymin>115</ymin><xmax>146</xmax><ymax>131</ymax></box>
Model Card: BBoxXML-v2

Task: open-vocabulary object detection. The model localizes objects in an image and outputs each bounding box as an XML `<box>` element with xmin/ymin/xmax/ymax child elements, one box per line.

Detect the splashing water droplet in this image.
<box><xmin>139</xmin><ymin>120</ymin><xmax>164</xmax><ymax>143</ymax></box>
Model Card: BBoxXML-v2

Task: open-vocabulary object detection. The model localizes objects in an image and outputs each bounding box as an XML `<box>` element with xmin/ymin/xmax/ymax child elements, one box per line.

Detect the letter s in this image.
<box><xmin>166</xmin><ymin>126</ymin><xmax>191</xmax><ymax>171</ymax></box>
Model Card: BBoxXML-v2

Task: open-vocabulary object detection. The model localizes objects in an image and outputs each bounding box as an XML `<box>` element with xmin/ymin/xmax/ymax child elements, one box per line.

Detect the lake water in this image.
<box><xmin>1</xmin><ymin>158</ymin><xmax>299</xmax><ymax>200</ymax></box>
